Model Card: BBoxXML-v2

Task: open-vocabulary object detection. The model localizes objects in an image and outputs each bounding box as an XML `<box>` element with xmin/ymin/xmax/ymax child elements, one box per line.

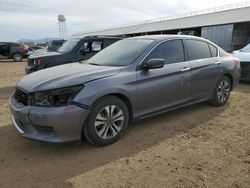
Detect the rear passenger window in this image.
<box><xmin>209</xmin><ymin>44</ymin><xmax>218</xmax><ymax>57</ymax></box>
<box><xmin>147</xmin><ymin>39</ymin><xmax>185</xmax><ymax>64</ymax></box>
<box><xmin>186</xmin><ymin>40</ymin><xmax>211</xmax><ymax>60</ymax></box>
<box><xmin>103</xmin><ymin>39</ymin><xmax>120</xmax><ymax>48</ymax></box>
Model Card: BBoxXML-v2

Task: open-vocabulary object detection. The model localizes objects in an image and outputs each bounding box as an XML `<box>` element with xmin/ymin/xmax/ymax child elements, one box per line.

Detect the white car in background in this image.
<box><xmin>233</xmin><ymin>43</ymin><xmax>250</xmax><ymax>81</ymax></box>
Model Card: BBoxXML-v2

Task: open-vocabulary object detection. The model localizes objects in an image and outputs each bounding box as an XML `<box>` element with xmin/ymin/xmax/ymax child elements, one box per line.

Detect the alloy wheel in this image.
<box><xmin>94</xmin><ymin>105</ymin><xmax>124</xmax><ymax>139</ymax></box>
<box><xmin>217</xmin><ymin>80</ymin><xmax>230</xmax><ymax>103</ymax></box>
<box><xmin>13</xmin><ymin>54</ymin><xmax>22</xmax><ymax>61</ymax></box>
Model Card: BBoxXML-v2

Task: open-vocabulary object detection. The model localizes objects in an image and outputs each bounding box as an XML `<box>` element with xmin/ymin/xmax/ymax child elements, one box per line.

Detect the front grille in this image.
<box><xmin>240</xmin><ymin>62</ymin><xmax>250</xmax><ymax>80</ymax></box>
<box><xmin>14</xmin><ymin>89</ymin><xmax>29</xmax><ymax>106</ymax></box>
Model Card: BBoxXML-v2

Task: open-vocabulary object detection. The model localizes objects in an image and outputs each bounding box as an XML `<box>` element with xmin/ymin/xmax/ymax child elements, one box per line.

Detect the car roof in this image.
<box><xmin>71</xmin><ymin>36</ymin><xmax>124</xmax><ymax>40</ymax></box>
<box><xmin>129</xmin><ymin>34</ymin><xmax>209</xmax><ymax>42</ymax></box>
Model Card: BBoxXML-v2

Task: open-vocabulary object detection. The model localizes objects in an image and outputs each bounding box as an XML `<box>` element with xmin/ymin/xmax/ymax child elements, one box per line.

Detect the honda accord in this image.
<box><xmin>9</xmin><ymin>35</ymin><xmax>241</xmax><ymax>146</ymax></box>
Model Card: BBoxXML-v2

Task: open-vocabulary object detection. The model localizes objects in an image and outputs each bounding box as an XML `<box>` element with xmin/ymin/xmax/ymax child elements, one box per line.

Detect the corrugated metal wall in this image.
<box><xmin>201</xmin><ymin>24</ymin><xmax>234</xmax><ymax>51</ymax></box>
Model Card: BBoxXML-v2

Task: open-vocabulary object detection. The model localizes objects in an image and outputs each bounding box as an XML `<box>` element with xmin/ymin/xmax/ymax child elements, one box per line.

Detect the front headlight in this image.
<box><xmin>31</xmin><ymin>85</ymin><xmax>83</xmax><ymax>107</ymax></box>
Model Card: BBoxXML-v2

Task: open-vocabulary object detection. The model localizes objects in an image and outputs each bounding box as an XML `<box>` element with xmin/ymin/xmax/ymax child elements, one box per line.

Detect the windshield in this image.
<box><xmin>57</xmin><ymin>38</ymin><xmax>80</xmax><ymax>53</ymax></box>
<box><xmin>87</xmin><ymin>39</ymin><xmax>154</xmax><ymax>66</ymax></box>
<box><xmin>241</xmin><ymin>43</ymin><xmax>250</xmax><ymax>53</ymax></box>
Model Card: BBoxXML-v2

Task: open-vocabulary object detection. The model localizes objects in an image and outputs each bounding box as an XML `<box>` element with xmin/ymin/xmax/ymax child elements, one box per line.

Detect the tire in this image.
<box><xmin>209</xmin><ymin>76</ymin><xmax>231</xmax><ymax>106</ymax></box>
<box><xmin>13</xmin><ymin>53</ymin><xmax>23</xmax><ymax>62</ymax></box>
<box><xmin>83</xmin><ymin>96</ymin><xmax>129</xmax><ymax>146</ymax></box>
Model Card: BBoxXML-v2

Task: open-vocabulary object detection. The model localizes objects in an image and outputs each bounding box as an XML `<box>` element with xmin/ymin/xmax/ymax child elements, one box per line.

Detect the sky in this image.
<box><xmin>0</xmin><ymin>0</ymin><xmax>247</xmax><ymax>41</ymax></box>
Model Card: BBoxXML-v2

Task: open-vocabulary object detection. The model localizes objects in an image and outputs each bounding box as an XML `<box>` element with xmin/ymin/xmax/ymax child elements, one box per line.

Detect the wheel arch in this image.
<box><xmin>223</xmin><ymin>73</ymin><xmax>233</xmax><ymax>90</ymax></box>
<box><xmin>91</xmin><ymin>93</ymin><xmax>134</xmax><ymax>123</ymax></box>
<box><xmin>12</xmin><ymin>52</ymin><xmax>23</xmax><ymax>61</ymax></box>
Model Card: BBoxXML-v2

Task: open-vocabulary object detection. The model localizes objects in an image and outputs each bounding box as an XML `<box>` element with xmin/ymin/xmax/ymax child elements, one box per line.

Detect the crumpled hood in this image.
<box><xmin>29</xmin><ymin>51</ymin><xmax>61</xmax><ymax>59</ymax></box>
<box><xmin>17</xmin><ymin>62</ymin><xmax>121</xmax><ymax>93</ymax></box>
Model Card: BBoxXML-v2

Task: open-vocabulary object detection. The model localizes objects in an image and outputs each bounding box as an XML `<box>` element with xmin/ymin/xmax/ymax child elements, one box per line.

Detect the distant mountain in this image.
<box><xmin>18</xmin><ymin>37</ymin><xmax>60</xmax><ymax>43</ymax></box>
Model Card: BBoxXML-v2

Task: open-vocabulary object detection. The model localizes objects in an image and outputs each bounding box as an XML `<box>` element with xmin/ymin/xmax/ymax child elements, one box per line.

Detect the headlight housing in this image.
<box><xmin>30</xmin><ymin>85</ymin><xmax>83</xmax><ymax>107</ymax></box>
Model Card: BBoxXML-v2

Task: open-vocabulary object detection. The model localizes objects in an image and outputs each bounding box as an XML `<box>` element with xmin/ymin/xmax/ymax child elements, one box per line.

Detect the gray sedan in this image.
<box><xmin>9</xmin><ymin>35</ymin><xmax>241</xmax><ymax>146</ymax></box>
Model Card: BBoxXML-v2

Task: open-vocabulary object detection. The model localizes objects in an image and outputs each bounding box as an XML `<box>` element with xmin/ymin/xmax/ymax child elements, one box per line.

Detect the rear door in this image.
<box><xmin>136</xmin><ymin>39</ymin><xmax>191</xmax><ymax>116</ymax></box>
<box><xmin>185</xmin><ymin>39</ymin><xmax>222</xmax><ymax>101</ymax></box>
<box><xmin>0</xmin><ymin>43</ymin><xmax>10</xmax><ymax>59</ymax></box>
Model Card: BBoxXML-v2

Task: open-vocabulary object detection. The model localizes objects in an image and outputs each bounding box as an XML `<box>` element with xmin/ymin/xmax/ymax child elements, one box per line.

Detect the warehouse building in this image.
<box><xmin>73</xmin><ymin>2</ymin><xmax>250</xmax><ymax>52</ymax></box>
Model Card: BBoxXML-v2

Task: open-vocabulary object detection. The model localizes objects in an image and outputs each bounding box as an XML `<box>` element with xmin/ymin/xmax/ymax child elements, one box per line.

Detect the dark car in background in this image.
<box><xmin>28</xmin><ymin>46</ymin><xmax>45</xmax><ymax>52</ymax></box>
<box><xmin>27</xmin><ymin>40</ymin><xmax>65</xmax><ymax>56</ymax></box>
<box><xmin>25</xmin><ymin>36</ymin><xmax>122</xmax><ymax>74</ymax></box>
<box><xmin>233</xmin><ymin>43</ymin><xmax>250</xmax><ymax>81</ymax></box>
<box><xmin>10</xmin><ymin>35</ymin><xmax>240</xmax><ymax>146</ymax></box>
<box><xmin>47</xmin><ymin>39</ymin><xmax>65</xmax><ymax>51</ymax></box>
<box><xmin>0</xmin><ymin>42</ymin><xmax>28</xmax><ymax>62</ymax></box>
<box><xmin>27</xmin><ymin>46</ymin><xmax>46</xmax><ymax>56</ymax></box>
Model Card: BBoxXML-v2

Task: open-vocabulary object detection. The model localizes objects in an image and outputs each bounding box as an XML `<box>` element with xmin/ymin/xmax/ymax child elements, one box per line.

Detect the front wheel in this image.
<box><xmin>210</xmin><ymin>76</ymin><xmax>231</xmax><ymax>106</ymax></box>
<box><xmin>83</xmin><ymin>96</ymin><xmax>129</xmax><ymax>146</ymax></box>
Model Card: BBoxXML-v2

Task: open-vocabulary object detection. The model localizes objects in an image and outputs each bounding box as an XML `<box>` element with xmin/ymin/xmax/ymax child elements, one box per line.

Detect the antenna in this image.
<box><xmin>58</xmin><ymin>14</ymin><xmax>67</xmax><ymax>39</ymax></box>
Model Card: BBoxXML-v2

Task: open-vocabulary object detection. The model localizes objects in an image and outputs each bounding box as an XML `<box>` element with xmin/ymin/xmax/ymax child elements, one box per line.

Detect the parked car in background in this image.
<box><xmin>25</xmin><ymin>36</ymin><xmax>123</xmax><ymax>74</ymax></box>
<box><xmin>27</xmin><ymin>46</ymin><xmax>46</xmax><ymax>56</ymax></box>
<box><xmin>47</xmin><ymin>39</ymin><xmax>65</xmax><ymax>51</ymax></box>
<box><xmin>28</xmin><ymin>46</ymin><xmax>45</xmax><ymax>52</ymax></box>
<box><xmin>233</xmin><ymin>43</ymin><xmax>250</xmax><ymax>81</ymax></box>
<box><xmin>0</xmin><ymin>42</ymin><xmax>28</xmax><ymax>62</ymax></box>
<box><xmin>10</xmin><ymin>35</ymin><xmax>240</xmax><ymax>146</ymax></box>
<box><xmin>27</xmin><ymin>40</ymin><xmax>66</xmax><ymax>57</ymax></box>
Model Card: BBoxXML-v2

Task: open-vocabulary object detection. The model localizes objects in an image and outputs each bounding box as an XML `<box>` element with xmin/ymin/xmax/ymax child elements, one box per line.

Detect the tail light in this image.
<box><xmin>35</xmin><ymin>59</ymin><xmax>43</xmax><ymax>65</ymax></box>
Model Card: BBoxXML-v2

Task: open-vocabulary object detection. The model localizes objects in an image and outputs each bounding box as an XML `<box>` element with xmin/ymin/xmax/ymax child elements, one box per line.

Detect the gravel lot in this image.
<box><xmin>0</xmin><ymin>60</ymin><xmax>249</xmax><ymax>188</ymax></box>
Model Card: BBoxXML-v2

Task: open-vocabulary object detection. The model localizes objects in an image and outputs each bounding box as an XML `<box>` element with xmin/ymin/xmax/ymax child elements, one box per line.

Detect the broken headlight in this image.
<box><xmin>31</xmin><ymin>85</ymin><xmax>83</xmax><ymax>107</ymax></box>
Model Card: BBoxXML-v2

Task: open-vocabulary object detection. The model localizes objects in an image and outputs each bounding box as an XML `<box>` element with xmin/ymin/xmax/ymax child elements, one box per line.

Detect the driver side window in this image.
<box><xmin>146</xmin><ymin>39</ymin><xmax>185</xmax><ymax>64</ymax></box>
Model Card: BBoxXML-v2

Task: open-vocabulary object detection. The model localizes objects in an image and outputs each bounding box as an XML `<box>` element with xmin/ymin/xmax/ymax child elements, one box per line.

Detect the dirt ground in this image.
<box><xmin>0</xmin><ymin>60</ymin><xmax>249</xmax><ymax>188</ymax></box>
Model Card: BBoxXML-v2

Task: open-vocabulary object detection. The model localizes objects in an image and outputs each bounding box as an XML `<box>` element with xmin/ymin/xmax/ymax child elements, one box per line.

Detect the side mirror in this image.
<box><xmin>140</xmin><ymin>59</ymin><xmax>165</xmax><ymax>70</ymax></box>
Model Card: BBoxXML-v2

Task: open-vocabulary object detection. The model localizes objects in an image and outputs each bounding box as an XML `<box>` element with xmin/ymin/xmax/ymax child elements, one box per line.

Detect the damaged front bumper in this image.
<box><xmin>9</xmin><ymin>93</ymin><xmax>89</xmax><ymax>144</ymax></box>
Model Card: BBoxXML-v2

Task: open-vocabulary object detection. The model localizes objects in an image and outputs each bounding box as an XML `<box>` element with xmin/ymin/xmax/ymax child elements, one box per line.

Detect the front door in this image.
<box><xmin>136</xmin><ymin>39</ymin><xmax>191</xmax><ymax>116</ymax></box>
<box><xmin>0</xmin><ymin>44</ymin><xmax>10</xmax><ymax>59</ymax></box>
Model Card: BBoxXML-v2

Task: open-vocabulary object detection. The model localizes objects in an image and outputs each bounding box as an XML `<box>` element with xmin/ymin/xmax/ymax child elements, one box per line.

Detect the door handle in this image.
<box><xmin>215</xmin><ymin>61</ymin><xmax>222</xmax><ymax>65</ymax></box>
<box><xmin>181</xmin><ymin>67</ymin><xmax>191</xmax><ymax>72</ymax></box>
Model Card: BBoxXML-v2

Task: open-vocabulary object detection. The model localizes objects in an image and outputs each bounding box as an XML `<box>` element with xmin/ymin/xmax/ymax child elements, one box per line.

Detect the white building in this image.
<box><xmin>73</xmin><ymin>2</ymin><xmax>250</xmax><ymax>51</ymax></box>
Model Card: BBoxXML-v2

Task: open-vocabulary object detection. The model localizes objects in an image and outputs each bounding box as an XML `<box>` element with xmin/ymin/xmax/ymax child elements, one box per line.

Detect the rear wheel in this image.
<box><xmin>210</xmin><ymin>76</ymin><xmax>231</xmax><ymax>106</ymax></box>
<box><xmin>83</xmin><ymin>96</ymin><xmax>129</xmax><ymax>146</ymax></box>
<box><xmin>13</xmin><ymin>53</ymin><xmax>23</xmax><ymax>62</ymax></box>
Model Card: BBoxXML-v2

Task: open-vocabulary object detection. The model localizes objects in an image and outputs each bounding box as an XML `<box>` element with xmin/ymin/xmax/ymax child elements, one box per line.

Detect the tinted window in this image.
<box><xmin>209</xmin><ymin>44</ymin><xmax>218</xmax><ymax>57</ymax></box>
<box><xmin>80</xmin><ymin>42</ymin><xmax>89</xmax><ymax>52</ymax></box>
<box><xmin>187</xmin><ymin>40</ymin><xmax>211</xmax><ymax>60</ymax></box>
<box><xmin>147</xmin><ymin>39</ymin><xmax>184</xmax><ymax>64</ymax></box>
<box><xmin>57</xmin><ymin>38</ymin><xmax>80</xmax><ymax>53</ymax></box>
<box><xmin>53</xmin><ymin>41</ymin><xmax>64</xmax><ymax>46</ymax></box>
<box><xmin>10</xmin><ymin>43</ymin><xmax>21</xmax><ymax>47</ymax></box>
<box><xmin>103</xmin><ymin>39</ymin><xmax>120</xmax><ymax>48</ymax></box>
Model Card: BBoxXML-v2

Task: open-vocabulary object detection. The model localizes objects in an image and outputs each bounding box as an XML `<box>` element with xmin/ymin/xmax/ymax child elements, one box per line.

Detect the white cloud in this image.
<box><xmin>0</xmin><ymin>0</ymin><xmax>246</xmax><ymax>41</ymax></box>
